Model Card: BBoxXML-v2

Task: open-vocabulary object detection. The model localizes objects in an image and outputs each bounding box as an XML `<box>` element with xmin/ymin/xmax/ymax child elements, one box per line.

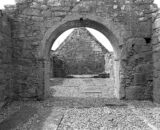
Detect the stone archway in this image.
<box><xmin>0</xmin><ymin>0</ymin><xmax>154</xmax><ymax>102</ymax></box>
<box><xmin>40</xmin><ymin>15</ymin><xmax>125</xmax><ymax>99</ymax></box>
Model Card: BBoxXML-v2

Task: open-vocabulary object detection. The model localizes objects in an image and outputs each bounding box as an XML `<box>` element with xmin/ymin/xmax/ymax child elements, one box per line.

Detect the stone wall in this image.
<box><xmin>119</xmin><ymin>2</ymin><xmax>157</xmax><ymax>100</ymax></box>
<box><xmin>50</xmin><ymin>54</ymin><xmax>67</xmax><ymax>77</ymax></box>
<box><xmin>104</xmin><ymin>53</ymin><xmax>114</xmax><ymax>78</ymax></box>
<box><xmin>0</xmin><ymin>13</ymin><xmax>12</xmax><ymax>101</ymax></box>
<box><xmin>152</xmin><ymin>8</ymin><xmax>160</xmax><ymax>103</ymax></box>
<box><xmin>123</xmin><ymin>38</ymin><xmax>153</xmax><ymax>100</ymax></box>
<box><xmin>3</xmin><ymin>0</ymin><xmax>156</xmax><ymax>100</ymax></box>
<box><xmin>51</xmin><ymin>28</ymin><xmax>109</xmax><ymax>76</ymax></box>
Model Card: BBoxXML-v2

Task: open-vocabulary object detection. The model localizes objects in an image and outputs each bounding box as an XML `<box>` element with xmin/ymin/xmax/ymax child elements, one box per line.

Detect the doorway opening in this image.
<box><xmin>48</xmin><ymin>27</ymin><xmax>118</xmax><ymax>107</ymax></box>
<box><xmin>41</xmin><ymin>19</ymin><xmax>123</xmax><ymax>105</ymax></box>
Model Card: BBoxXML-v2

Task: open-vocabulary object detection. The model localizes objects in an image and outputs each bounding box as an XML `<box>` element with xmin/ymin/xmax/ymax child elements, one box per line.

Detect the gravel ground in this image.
<box><xmin>0</xmin><ymin>78</ymin><xmax>160</xmax><ymax>130</ymax></box>
<box><xmin>127</xmin><ymin>101</ymin><xmax>160</xmax><ymax>129</ymax></box>
<box><xmin>0</xmin><ymin>98</ymin><xmax>159</xmax><ymax>130</ymax></box>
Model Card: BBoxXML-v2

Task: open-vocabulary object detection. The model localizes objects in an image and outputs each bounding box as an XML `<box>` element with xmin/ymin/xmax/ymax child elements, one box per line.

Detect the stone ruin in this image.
<box><xmin>0</xmin><ymin>0</ymin><xmax>160</xmax><ymax>103</ymax></box>
<box><xmin>50</xmin><ymin>27</ymin><xmax>113</xmax><ymax>77</ymax></box>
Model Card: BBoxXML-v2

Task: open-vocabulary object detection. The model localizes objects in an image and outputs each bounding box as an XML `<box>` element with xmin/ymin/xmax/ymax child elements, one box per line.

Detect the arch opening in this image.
<box><xmin>51</xmin><ymin>27</ymin><xmax>114</xmax><ymax>52</ymax></box>
<box><xmin>41</xmin><ymin>19</ymin><xmax>120</xmax><ymax>60</ymax></box>
<box><xmin>49</xmin><ymin>27</ymin><xmax>115</xmax><ymax>99</ymax></box>
<box><xmin>41</xmin><ymin>19</ymin><xmax>122</xmax><ymax>100</ymax></box>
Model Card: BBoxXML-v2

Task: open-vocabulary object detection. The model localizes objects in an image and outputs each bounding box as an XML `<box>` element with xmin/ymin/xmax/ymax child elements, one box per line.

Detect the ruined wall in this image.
<box><xmin>4</xmin><ymin>0</ymin><xmax>156</xmax><ymax>100</ymax></box>
<box><xmin>50</xmin><ymin>54</ymin><xmax>67</xmax><ymax>77</ymax></box>
<box><xmin>119</xmin><ymin>2</ymin><xmax>157</xmax><ymax>100</ymax></box>
<box><xmin>152</xmin><ymin>8</ymin><xmax>160</xmax><ymax>103</ymax></box>
<box><xmin>123</xmin><ymin>38</ymin><xmax>153</xmax><ymax>100</ymax></box>
<box><xmin>0</xmin><ymin>13</ymin><xmax>12</xmax><ymax>101</ymax></box>
<box><xmin>52</xmin><ymin>28</ymin><xmax>108</xmax><ymax>75</ymax></box>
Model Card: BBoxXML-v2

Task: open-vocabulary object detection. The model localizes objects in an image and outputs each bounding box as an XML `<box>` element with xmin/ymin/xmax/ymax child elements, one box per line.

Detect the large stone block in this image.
<box><xmin>133</xmin><ymin>73</ymin><xmax>146</xmax><ymax>85</ymax></box>
<box><xmin>153</xmin><ymin>78</ymin><xmax>160</xmax><ymax>103</ymax></box>
<box><xmin>126</xmin><ymin>38</ymin><xmax>146</xmax><ymax>50</ymax></box>
<box><xmin>153</xmin><ymin>18</ymin><xmax>160</xmax><ymax>29</ymax></box>
<box><xmin>135</xmin><ymin>64</ymin><xmax>153</xmax><ymax>73</ymax></box>
<box><xmin>41</xmin><ymin>10</ymin><xmax>52</xmax><ymax>17</ymax></box>
<box><xmin>139</xmin><ymin>20</ymin><xmax>152</xmax><ymax>37</ymax></box>
<box><xmin>0</xmin><ymin>16</ymin><xmax>11</xmax><ymax>36</ymax></box>
<box><xmin>23</xmin><ymin>8</ymin><xmax>40</xmax><ymax>16</ymax></box>
<box><xmin>144</xmin><ymin>51</ymin><xmax>153</xmax><ymax>62</ymax></box>
<box><xmin>153</xmin><ymin>50</ymin><xmax>160</xmax><ymax>62</ymax></box>
<box><xmin>152</xmin><ymin>35</ymin><xmax>160</xmax><ymax>45</ymax></box>
<box><xmin>126</xmin><ymin>86</ymin><xmax>150</xmax><ymax>100</ymax></box>
<box><xmin>153</xmin><ymin>61</ymin><xmax>160</xmax><ymax>71</ymax></box>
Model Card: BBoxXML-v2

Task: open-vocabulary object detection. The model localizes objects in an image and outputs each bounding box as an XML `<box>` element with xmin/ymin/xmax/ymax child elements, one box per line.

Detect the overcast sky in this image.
<box><xmin>0</xmin><ymin>0</ymin><xmax>159</xmax><ymax>51</ymax></box>
<box><xmin>0</xmin><ymin>0</ymin><xmax>15</xmax><ymax>9</ymax></box>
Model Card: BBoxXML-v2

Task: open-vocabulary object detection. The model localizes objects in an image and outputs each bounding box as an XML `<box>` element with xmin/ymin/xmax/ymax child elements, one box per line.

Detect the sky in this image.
<box><xmin>0</xmin><ymin>0</ymin><xmax>15</xmax><ymax>9</ymax></box>
<box><xmin>0</xmin><ymin>0</ymin><xmax>160</xmax><ymax>51</ymax></box>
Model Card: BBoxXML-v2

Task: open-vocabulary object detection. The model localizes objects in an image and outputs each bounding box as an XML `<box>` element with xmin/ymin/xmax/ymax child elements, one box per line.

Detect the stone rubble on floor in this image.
<box><xmin>0</xmin><ymin>99</ymin><xmax>160</xmax><ymax>130</ymax></box>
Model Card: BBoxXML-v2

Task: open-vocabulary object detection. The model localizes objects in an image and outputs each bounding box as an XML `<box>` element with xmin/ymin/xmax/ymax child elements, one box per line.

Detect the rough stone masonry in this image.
<box><xmin>0</xmin><ymin>13</ymin><xmax>12</xmax><ymax>101</ymax></box>
<box><xmin>0</xmin><ymin>0</ymin><xmax>160</xmax><ymax>103</ymax></box>
<box><xmin>50</xmin><ymin>27</ymin><xmax>113</xmax><ymax>76</ymax></box>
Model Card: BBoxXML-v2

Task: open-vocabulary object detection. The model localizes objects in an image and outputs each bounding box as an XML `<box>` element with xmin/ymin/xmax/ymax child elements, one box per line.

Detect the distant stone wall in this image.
<box><xmin>0</xmin><ymin>13</ymin><xmax>12</xmax><ymax>101</ymax></box>
<box><xmin>152</xmin><ymin>9</ymin><xmax>160</xmax><ymax>103</ymax></box>
<box><xmin>62</xmin><ymin>54</ymin><xmax>106</xmax><ymax>75</ymax></box>
<box><xmin>51</xmin><ymin>53</ymin><xmax>106</xmax><ymax>76</ymax></box>
<box><xmin>50</xmin><ymin>52</ymin><xmax>114</xmax><ymax>78</ymax></box>
<box><xmin>50</xmin><ymin>28</ymin><xmax>114</xmax><ymax>76</ymax></box>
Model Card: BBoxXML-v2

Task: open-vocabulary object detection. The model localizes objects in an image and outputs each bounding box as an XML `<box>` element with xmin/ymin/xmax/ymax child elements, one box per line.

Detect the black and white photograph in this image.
<box><xmin>0</xmin><ymin>0</ymin><xmax>160</xmax><ymax>129</ymax></box>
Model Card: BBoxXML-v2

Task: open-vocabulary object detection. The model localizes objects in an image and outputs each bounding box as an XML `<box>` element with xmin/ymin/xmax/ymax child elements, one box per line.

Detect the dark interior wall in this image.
<box><xmin>0</xmin><ymin>14</ymin><xmax>12</xmax><ymax>101</ymax></box>
<box><xmin>50</xmin><ymin>28</ymin><xmax>109</xmax><ymax>76</ymax></box>
<box><xmin>50</xmin><ymin>55</ymin><xmax>67</xmax><ymax>77</ymax></box>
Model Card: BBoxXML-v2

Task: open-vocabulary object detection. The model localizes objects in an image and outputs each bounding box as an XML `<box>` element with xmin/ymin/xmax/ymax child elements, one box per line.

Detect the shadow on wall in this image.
<box><xmin>49</xmin><ymin>78</ymin><xmax>65</xmax><ymax>86</ymax></box>
<box><xmin>50</xmin><ymin>55</ymin><xmax>68</xmax><ymax>78</ymax></box>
